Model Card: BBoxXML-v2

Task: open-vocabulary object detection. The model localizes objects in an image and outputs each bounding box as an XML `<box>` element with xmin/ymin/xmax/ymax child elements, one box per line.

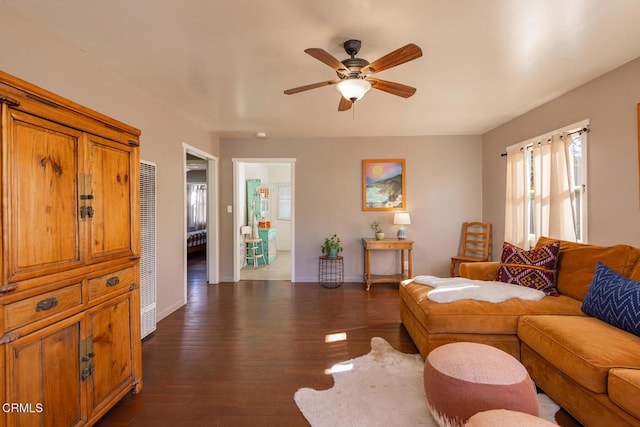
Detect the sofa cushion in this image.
<box><xmin>518</xmin><ymin>315</ymin><xmax>640</xmax><ymax>394</ymax></box>
<box><xmin>631</xmin><ymin>261</ymin><xmax>640</xmax><ymax>282</ymax></box>
<box><xmin>535</xmin><ymin>237</ymin><xmax>640</xmax><ymax>301</ymax></box>
<box><xmin>459</xmin><ymin>261</ymin><xmax>500</xmax><ymax>281</ymax></box>
<box><xmin>496</xmin><ymin>242</ymin><xmax>560</xmax><ymax>296</ymax></box>
<box><xmin>582</xmin><ymin>262</ymin><xmax>640</xmax><ymax>337</ymax></box>
<box><xmin>400</xmin><ymin>282</ymin><xmax>583</xmax><ymax>336</ymax></box>
<box><xmin>608</xmin><ymin>368</ymin><xmax>640</xmax><ymax>419</ymax></box>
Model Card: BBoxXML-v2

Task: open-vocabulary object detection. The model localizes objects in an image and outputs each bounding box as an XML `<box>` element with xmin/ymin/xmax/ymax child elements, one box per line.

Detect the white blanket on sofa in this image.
<box><xmin>404</xmin><ymin>275</ymin><xmax>545</xmax><ymax>303</ymax></box>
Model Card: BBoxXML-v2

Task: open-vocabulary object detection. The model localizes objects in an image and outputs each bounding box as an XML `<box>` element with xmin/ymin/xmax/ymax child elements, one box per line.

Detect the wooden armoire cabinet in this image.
<box><xmin>0</xmin><ymin>71</ymin><xmax>142</xmax><ymax>426</ymax></box>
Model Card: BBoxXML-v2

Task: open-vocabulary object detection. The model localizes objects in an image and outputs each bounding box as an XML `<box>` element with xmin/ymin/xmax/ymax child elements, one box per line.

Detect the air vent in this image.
<box><xmin>140</xmin><ymin>160</ymin><xmax>157</xmax><ymax>339</ymax></box>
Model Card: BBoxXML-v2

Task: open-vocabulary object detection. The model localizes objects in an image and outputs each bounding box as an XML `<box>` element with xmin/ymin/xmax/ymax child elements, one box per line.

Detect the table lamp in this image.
<box><xmin>394</xmin><ymin>213</ymin><xmax>411</xmax><ymax>240</ymax></box>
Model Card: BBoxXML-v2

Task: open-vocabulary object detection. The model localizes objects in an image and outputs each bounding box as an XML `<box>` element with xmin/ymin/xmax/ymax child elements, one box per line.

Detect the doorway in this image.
<box><xmin>183</xmin><ymin>144</ymin><xmax>219</xmax><ymax>304</ymax></box>
<box><xmin>233</xmin><ymin>159</ymin><xmax>295</xmax><ymax>282</ymax></box>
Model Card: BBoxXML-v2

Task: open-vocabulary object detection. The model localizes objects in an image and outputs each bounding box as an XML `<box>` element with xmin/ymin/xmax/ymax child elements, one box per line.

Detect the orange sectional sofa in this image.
<box><xmin>399</xmin><ymin>237</ymin><xmax>640</xmax><ymax>426</ymax></box>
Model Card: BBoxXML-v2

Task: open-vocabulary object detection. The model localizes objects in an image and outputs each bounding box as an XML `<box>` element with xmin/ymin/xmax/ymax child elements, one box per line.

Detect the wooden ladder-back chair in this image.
<box><xmin>450</xmin><ymin>222</ymin><xmax>491</xmax><ymax>277</ymax></box>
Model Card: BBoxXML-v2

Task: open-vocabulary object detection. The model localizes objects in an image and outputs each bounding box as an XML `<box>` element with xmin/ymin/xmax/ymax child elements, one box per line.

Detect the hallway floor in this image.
<box><xmin>241</xmin><ymin>250</ymin><xmax>291</xmax><ymax>281</ymax></box>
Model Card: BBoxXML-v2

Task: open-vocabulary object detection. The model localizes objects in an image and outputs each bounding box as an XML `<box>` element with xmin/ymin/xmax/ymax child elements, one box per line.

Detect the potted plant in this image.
<box><xmin>371</xmin><ymin>221</ymin><xmax>385</xmax><ymax>240</ymax></box>
<box><xmin>321</xmin><ymin>234</ymin><xmax>343</xmax><ymax>258</ymax></box>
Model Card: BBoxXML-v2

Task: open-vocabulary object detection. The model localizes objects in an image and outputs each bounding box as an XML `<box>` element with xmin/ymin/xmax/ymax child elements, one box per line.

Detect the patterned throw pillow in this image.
<box><xmin>582</xmin><ymin>262</ymin><xmax>640</xmax><ymax>337</ymax></box>
<box><xmin>495</xmin><ymin>242</ymin><xmax>560</xmax><ymax>296</ymax></box>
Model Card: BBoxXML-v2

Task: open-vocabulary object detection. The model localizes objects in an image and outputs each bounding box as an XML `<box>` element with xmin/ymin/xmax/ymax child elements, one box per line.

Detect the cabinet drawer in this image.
<box><xmin>378</xmin><ymin>244</ymin><xmax>399</xmax><ymax>250</ymax></box>
<box><xmin>89</xmin><ymin>267</ymin><xmax>137</xmax><ymax>300</ymax></box>
<box><xmin>4</xmin><ymin>284</ymin><xmax>83</xmax><ymax>331</ymax></box>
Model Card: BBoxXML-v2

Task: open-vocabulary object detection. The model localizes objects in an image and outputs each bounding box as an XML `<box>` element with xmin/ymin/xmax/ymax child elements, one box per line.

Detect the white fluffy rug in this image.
<box><xmin>409</xmin><ymin>275</ymin><xmax>545</xmax><ymax>303</ymax></box>
<box><xmin>294</xmin><ymin>337</ymin><xmax>559</xmax><ymax>427</ymax></box>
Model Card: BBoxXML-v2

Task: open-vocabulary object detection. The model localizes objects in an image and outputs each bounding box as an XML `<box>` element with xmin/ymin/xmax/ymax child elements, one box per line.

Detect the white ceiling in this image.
<box><xmin>5</xmin><ymin>0</ymin><xmax>640</xmax><ymax>138</ymax></box>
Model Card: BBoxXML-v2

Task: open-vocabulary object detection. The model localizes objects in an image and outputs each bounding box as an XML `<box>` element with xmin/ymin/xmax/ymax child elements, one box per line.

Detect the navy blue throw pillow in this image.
<box><xmin>582</xmin><ymin>262</ymin><xmax>640</xmax><ymax>337</ymax></box>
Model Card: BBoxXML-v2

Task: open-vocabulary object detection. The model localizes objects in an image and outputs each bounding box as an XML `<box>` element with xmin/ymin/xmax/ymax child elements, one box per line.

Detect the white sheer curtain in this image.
<box><xmin>504</xmin><ymin>144</ymin><xmax>528</xmax><ymax>248</ymax></box>
<box><xmin>533</xmin><ymin>133</ymin><xmax>577</xmax><ymax>242</ymax></box>
<box><xmin>504</xmin><ymin>132</ymin><xmax>577</xmax><ymax>249</ymax></box>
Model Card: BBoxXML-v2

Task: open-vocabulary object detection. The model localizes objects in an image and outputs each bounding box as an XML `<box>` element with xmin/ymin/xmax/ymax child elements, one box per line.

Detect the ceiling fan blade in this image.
<box><xmin>338</xmin><ymin>96</ymin><xmax>352</xmax><ymax>111</ymax></box>
<box><xmin>368</xmin><ymin>78</ymin><xmax>417</xmax><ymax>98</ymax></box>
<box><xmin>284</xmin><ymin>79</ymin><xmax>340</xmax><ymax>95</ymax></box>
<box><xmin>305</xmin><ymin>48</ymin><xmax>349</xmax><ymax>75</ymax></box>
<box><xmin>363</xmin><ymin>44</ymin><xmax>422</xmax><ymax>74</ymax></box>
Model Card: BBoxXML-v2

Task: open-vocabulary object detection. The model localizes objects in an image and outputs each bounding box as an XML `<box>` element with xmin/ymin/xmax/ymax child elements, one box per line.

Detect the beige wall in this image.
<box><xmin>482</xmin><ymin>57</ymin><xmax>640</xmax><ymax>259</ymax></box>
<box><xmin>0</xmin><ymin>4</ymin><xmax>220</xmax><ymax>320</ymax></box>
<box><xmin>17</xmin><ymin>0</ymin><xmax>639</xmax><ymax>314</ymax></box>
<box><xmin>220</xmin><ymin>136</ymin><xmax>483</xmax><ymax>281</ymax></box>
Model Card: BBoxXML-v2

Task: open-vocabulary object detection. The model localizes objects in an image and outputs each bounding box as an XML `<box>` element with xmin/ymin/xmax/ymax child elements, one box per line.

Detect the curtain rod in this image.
<box><xmin>499</xmin><ymin>126</ymin><xmax>589</xmax><ymax>157</ymax></box>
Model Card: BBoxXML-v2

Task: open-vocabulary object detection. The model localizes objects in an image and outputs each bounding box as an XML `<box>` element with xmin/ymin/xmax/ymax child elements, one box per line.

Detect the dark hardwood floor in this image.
<box><xmin>96</xmin><ymin>254</ymin><xmax>581</xmax><ymax>427</ymax></box>
<box><xmin>95</xmin><ymin>254</ymin><xmax>417</xmax><ymax>426</ymax></box>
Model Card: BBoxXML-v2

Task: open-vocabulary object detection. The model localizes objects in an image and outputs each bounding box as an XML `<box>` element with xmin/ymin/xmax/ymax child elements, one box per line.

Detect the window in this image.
<box><xmin>569</xmin><ymin>132</ymin><xmax>586</xmax><ymax>242</ymax></box>
<box><xmin>505</xmin><ymin>120</ymin><xmax>588</xmax><ymax>248</ymax></box>
<box><xmin>277</xmin><ymin>183</ymin><xmax>291</xmax><ymax>221</ymax></box>
<box><xmin>187</xmin><ymin>183</ymin><xmax>207</xmax><ymax>231</ymax></box>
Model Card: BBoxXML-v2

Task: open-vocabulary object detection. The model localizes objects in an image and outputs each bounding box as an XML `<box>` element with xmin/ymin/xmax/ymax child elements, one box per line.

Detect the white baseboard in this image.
<box><xmin>294</xmin><ymin>275</ymin><xmax>363</xmax><ymax>283</ymax></box>
<box><xmin>157</xmin><ymin>299</ymin><xmax>185</xmax><ymax>322</ymax></box>
<box><xmin>218</xmin><ymin>275</ymin><xmax>363</xmax><ymax>284</ymax></box>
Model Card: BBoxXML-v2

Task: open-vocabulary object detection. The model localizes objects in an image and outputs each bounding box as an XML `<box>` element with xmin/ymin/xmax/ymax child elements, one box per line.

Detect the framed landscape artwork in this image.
<box><xmin>362</xmin><ymin>159</ymin><xmax>406</xmax><ymax>211</ymax></box>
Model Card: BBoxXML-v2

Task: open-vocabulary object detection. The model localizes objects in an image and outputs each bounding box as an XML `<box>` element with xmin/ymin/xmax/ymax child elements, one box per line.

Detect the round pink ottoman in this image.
<box><xmin>424</xmin><ymin>342</ymin><xmax>538</xmax><ymax>427</ymax></box>
<box><xmin>465</xmin><ymin>409</ymin><xmax>556</xmax><ymax>426</ymax></box>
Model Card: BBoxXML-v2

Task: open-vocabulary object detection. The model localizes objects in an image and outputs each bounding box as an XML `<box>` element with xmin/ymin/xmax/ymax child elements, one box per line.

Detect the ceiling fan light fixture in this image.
<box><xmin>336</xmin><ymin>79</ymin><xmax>371</xmax><ymax>102</ymax></box>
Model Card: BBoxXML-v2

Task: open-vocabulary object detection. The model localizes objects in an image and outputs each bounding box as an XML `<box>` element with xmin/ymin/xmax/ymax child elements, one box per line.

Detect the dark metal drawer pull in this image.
<box><xmin>106</xmin><ymin>277</ymin><xmax>120</xmax><ymax>287</ymax></box>
<box><xmin>35</xmin><ymin>297</ymin><xmax>58</xmax><ymax>312</ymax></box>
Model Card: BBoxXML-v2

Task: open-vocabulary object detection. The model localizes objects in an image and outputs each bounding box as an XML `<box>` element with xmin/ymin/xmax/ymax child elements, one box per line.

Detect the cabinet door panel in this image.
<box><xmin>7</xmin><ymin>318</ymin><xmax>83</xmax><ymax>427</ymax></box>
<box><xmin>88</xmin><ymin>295</ymin><xmax>133</xmax><ymax>414</ymax></box>
<box><xmin>6</xmin><ymin>111</ymin><xmax>83</xmax><ymax>281</ymax></box>
<box><xmin>87</xmin><ymin>135</ymin><xmax>136</xmax><ymax>262</ymax></box>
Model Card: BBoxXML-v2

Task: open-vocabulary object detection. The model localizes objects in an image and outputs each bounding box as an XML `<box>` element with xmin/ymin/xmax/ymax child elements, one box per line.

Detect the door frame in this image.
<box><xmin>232</xmin><ymin>158</ymin><xmax>296</xmax><ymax>282</ymax></box>
<box><xmin>183</xmin><ymin>144</ymin><xmax>219</xmax><ymax>303</ymax></box>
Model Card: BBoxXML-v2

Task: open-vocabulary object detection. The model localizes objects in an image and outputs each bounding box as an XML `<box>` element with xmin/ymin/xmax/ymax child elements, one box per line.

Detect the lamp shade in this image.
<box><xmin>394</xmin><ymin>213</ymin><xmax>411</xmax><ymax>225</ymax></box>
<box><xmin>336</xmin><ymin>79</ymin><xmax>371</xmax><ymax>102</ymax></box>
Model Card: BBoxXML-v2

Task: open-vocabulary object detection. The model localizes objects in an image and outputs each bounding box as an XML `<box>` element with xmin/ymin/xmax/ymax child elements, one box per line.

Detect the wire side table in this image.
<box><xmin>319</xmin><ymin>255</ymin><xmax>344</xmax><ymax>288</ymax></box>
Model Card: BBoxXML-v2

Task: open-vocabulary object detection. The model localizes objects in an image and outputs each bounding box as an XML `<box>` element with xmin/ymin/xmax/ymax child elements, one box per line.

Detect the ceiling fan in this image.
<box><xmin>284</xmin><ymin>39</ymin><xmax>422</xmax><ymax>111</ymax></box>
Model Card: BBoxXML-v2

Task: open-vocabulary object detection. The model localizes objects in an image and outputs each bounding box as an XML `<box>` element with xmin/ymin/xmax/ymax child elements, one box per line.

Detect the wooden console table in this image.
<box><xmin>362</xmin><ymin>238</ymin><xmax>413</xmax><ymax>290</ymax></box>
